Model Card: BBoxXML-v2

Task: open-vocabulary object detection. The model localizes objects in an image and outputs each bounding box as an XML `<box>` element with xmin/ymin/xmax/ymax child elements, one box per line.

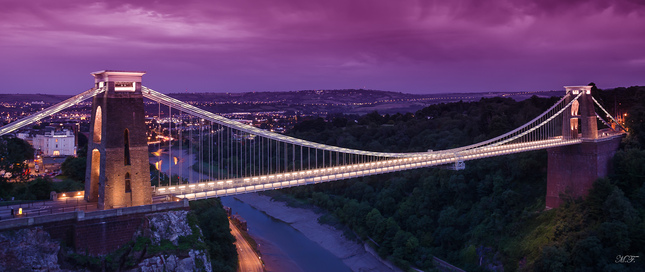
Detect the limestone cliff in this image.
<box><xmin>128</xmin><ymin>210</ymin><xmax>211</xmax><ymax>272</ymax></box>
<box><xmin>0</xmin><ymin>210</ymin><xmax>211</xmax><ymax>272</ymax></box>
<box><xmin>0</xmin><ymin>228</ymin><xmax>61</xmax><ymax>271</ymax></box>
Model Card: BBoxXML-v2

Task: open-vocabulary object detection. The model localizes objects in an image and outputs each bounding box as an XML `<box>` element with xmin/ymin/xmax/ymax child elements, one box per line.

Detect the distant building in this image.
<box><xmin>33</xmin><ymin>129</ymin><xmax>76</xmax><ymax>156</ymax></box>
<box><xmin>16</xmin><ymin>132</ymin><xmax>30</xmax><ymax>141</ymax></box>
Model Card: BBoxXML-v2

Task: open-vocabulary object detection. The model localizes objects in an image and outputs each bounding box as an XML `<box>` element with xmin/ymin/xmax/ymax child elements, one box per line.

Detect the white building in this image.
<box><xmin>33</xmin><ymin>130</ymin><xmax>76</xmax><ymax>156</ymax></box>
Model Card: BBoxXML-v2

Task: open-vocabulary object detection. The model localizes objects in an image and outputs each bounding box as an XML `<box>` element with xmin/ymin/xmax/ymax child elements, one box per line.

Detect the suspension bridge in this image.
<box><xmin>0</xmin><ymin>71</ymin><xmax>625</xmax><ymax>210</ymax></box>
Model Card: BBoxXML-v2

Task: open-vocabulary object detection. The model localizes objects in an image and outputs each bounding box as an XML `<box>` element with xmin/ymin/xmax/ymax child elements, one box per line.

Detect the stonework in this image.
<box><xmin>561</xmin><ymin>86</ymin><xmax>597</xmax><ymax>140</ymax></box>
<box><xmin>0</xmin><ymin>210</ymin><xmax>209</xmax><ymax>271</ymax></box>
<box><xmin>546</xmin><ymin>86</ymin><xmax>624</xmax><ymax>209</ymax></box>
<box><xmin>0</xmin><ymin>228</ymin><xmax>61</xmax><ymax>271</ymax></box>
<box><xmin>74</xmin><ymin>213</ymin><xmax>147</xmax><ymax>255</ymax></box>
<box><xmin>132</xmin><ymin>211</ymin><xmax>212</xmax><ymax>272</ymax></box>
<box><xmin>546</xmin><ymin>136</ymin><xmax>623</xmax><ymax>209</ymax></box>
<box><xmin>133</xmin><ymin>251</ymin><xmax>211</xmax><ymax>272</ymax></box>
<box><xmin>85</xmin><ymin>70</ymin><xmax>152</xmax><ymax>209</ymax></box>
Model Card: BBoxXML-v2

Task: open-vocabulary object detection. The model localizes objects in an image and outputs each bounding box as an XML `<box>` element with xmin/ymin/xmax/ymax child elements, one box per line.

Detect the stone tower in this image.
<box><xmin>546</xmin><ymin>86</ymin><xmax>622</xmax><ymax>209</ymax></box>
<box><xmin>84</xmin><ymin>70</ymin><xmax>152</xmax><ymax>209</ymax></box>
<box><xmin>560</xmin><ymin>86</ymin><xmax>598</xmax><ymax>140</ymax></box>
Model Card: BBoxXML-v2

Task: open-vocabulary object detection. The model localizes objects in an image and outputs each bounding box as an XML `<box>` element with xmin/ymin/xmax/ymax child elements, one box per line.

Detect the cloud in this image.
<box><xmin>0</xmin><ymin>0</ymin><xmax>644</xmax><ymax>93</ymax></box>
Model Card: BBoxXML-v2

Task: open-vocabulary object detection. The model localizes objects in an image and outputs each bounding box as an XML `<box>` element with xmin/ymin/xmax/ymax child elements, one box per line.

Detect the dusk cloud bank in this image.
<box><xmin>1</xmin><ymin>0</ymin><xmax>644</xmax><ymax>94</ymax></box>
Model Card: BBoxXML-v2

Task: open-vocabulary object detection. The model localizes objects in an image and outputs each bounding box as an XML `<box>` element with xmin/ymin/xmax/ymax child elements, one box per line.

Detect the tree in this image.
<box><xmin>536</xmin><ymin>246</ymin><xmax>569</xmax><ymax>272</ymax></box>
<box><xmin>0</xmin><ymin>136</ymin><xmax>34</xmax><ymax>182</ymax></box>
<box><xmin>61</xmin><ymin>156</ymin><xmax>87</xmax><ymax>182</ymax></box>
<box><xmin>603</xmin><ymin>188</ymin><xmax>639</xmax><ymax>226</ymax></box>
<box><xmin>571</xmin><ymin>236</ymin><xmax>605</xmax><ymax>270</ymax></box>
<box><xmin>625</xmin><ymin>104</ymin><xmax>645</xmax><ymax>147</ymax></box>
<box><xmin>189</xmin><ymin>198</ymin><xmax>238</xmax><ymax>272</ymax></box>
<box><xmin>612</xmin><ymin>149</ymin><xmax>645</xmax><ymax>195</ymax></box>
<box><xmin>365</xmin><ymin>208</ymin><xmax>385</xmax><ymax>238</ymax></box>
<box><xmin>76</xmin><ymin>132</ymin><xmax>88</xmax><ymax>157</ymax></box>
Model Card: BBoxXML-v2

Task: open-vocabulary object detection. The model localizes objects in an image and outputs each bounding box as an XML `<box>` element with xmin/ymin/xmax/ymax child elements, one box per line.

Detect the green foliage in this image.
<box><xmin>61</xmin><ymin>156</ymin><xmax>87</xmax><ymax>182</ymax></box>
<box><xmin>0</xmin><ymin>136</ymin><xmax>34</xmax><ymax>164</ymax></box>
<box><xmin>9</xmin><ymin>177</ymin><xmax>54</xmax><ymax>200</ymax></box>
<box><xmin>61</xmin><ymin>210</ymin><xmax>221</xmax><ymax>271</ymax></box>
<box><xmin>52</xmin><ymin>179</ymin><xmax>84</xmax><ymax>192</ymax></box>
<box><xmin>76</xmin><ymin>132</ymin><xmax>88</xmax><ymax>158</ymax></box>
<box><xmin>133</xmin><ymin>236</ymin><xmax>151</xmax><ymax>252</ymax></box>
<box><xmin>612</xmin><ymin>149</ymin><xmax>645</xmax><ymax>196</ymax></box>
<box><xmin>65</xmin><ymin>252</ymin><xmax>102</xmax><ymax>271</ymax></box>
<box><xmin>276</xmin><ymin>88</ymin><xmax>645</xmax><ymax>271</ymax></box>
<box><xmin>0</xmin><ymin>136</ymin><xmax>34</xmax><ymax>184</ymax></box>
<box><xmin>190</xmin><ymin>198</ymin><xmax>238</xmax><ymax>272</ymax></box>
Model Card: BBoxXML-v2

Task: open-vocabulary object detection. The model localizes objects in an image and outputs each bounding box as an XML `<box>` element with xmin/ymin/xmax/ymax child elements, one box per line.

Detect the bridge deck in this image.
<box><xmin>155</xmin><ymin>137</ymin><xmax>592</xmax><ymax>200</ymax></box>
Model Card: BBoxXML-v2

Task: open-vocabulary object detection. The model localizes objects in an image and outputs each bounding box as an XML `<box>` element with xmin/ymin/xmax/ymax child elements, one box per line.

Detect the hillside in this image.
<box><xmin>0</xmin><ymin>89</ymin><xmax>565</xmax><ymax>115</ymax></box>
<box><xmin>273</xmin><ymin>85</ymin><xmax>645</xmax><ymax>271</ymax></box>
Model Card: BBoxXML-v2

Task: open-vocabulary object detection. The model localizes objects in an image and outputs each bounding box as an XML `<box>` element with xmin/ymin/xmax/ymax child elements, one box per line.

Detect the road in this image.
<box><xmin>0</xmin><ymin>197</ymin><xmax>97</xmax><ymax>220</ymax></box>
<box><xmin>0</xmin><ymin>194</ymin><xmax>173</xmax><ymax>221</ymax></box>
<box><xmin>151</xmin><ymin>147</ymin><xmax>263</xmax><ymax>271</ymax></box>
<box><xmin>229</xmin><ymin>220</ymin><xmax>264</xmax><ymax>272</ymax></box>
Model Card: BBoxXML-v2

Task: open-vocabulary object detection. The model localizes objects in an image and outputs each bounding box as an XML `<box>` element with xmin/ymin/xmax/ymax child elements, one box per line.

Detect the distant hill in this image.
<box><xmin>163</xmin><ymin>89</ymin><xmax>566</xmax><ymax>114</ymax></box>
<box><xmin>165</xmin><ymin>89</ymin><xmax>565</xmax><ymax>104</ymax></box>
<box><xmin>0</xmin><ymin>89</ymin><xmax>567</xmax><ymax>115</ymax></box>
<box><xmin>0</xmin><ymin>94</ymin><xmax>69</xmax><ymax>103</ymax></box>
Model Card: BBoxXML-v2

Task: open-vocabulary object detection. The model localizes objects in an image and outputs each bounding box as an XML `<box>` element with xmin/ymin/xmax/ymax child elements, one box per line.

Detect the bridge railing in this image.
<box><xmin>154</xmin><ymin>137</ymin><xmax>583</xmax><ymax>199</ymax></box>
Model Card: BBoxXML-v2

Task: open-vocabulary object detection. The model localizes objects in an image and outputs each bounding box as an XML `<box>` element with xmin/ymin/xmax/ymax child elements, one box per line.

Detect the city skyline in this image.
<box><xmin>1</xmin><ymin>0</ymin><xmax>644</xmax><ymax>94</ymax></box>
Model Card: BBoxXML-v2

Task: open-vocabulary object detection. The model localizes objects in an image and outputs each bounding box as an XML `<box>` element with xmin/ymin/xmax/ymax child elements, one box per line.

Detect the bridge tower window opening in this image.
<box><xmin>124</xmin><ymin>129</ymin><xmax>131</xmax><ymax>165</ymax></box>
<box><xmin>125</xmin><ymin>172</ymin><xmax>131</xmax><ymax>193</ymax></box>
<box><xmin>90</xmin><ymin>149</ymin><xmax>101</xmax><ymax>198</ymax></box>
<box><xmin>570</xmin><ymin>118</ymin><xmax>581</xmax><ymax>138</ymax></box>
<box><xmin>571</xmin><ymin>100</ymin><xmax>579</xmax><ymax>116</ymax></box>
<box><xmin>115</xmin><ymin>82</ymin><xmax>135</xmax><ymax>92</ymax></box>
<box><xmin>93</xmin><ymin>106</ymin><xmax>102</xmax><ymax>143</ymax></box>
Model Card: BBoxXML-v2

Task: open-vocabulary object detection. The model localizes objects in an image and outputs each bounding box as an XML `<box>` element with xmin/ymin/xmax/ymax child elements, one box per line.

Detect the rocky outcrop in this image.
<box><xmin>134</xmin><ymin>249</ymin><xmax>209</xmax><ymax>272</ymax></box>
<box><xmin>131</xmin><ymin>210</ymin><xmax>211</xmax><ymax>272</ymax></box>
<box><xmin>0</xmin><ymin>228</ymin><xmax>61</xmax><ymax>272</ymax></box>
<box><xmin>147</xmin><ymin>211</ymin><xmax>194</xmax><ymax>245</ymax></box>
<box><xmin>0</xmin><ymin>210</ymin><xmax>211</xmax><ymax>272</ymax></box>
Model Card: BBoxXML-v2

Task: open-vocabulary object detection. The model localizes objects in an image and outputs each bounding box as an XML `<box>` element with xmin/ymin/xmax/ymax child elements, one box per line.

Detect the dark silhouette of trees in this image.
<box><xmin>278</xmin><ymin>88</ymin><xmax>645</xmax><ymax>271</ymax></box>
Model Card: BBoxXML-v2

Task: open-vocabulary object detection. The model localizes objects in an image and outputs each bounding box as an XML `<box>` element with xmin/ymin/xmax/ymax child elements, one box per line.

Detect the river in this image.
<box><xmin>150</xmin><ymin>149</ymin><xmax>352</xmax><ymax>272</ymax></box>
<box><xmin>221</xmin><ymin>196</ymin><xmax>352</xmax><ymax>272</ymax></box>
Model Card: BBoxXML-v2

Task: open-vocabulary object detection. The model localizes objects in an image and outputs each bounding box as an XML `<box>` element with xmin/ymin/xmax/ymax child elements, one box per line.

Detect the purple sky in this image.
<box><xmin>1</xmin><ymin>0</ymin><xmax>644</xmax><ymax>94</ymax></box>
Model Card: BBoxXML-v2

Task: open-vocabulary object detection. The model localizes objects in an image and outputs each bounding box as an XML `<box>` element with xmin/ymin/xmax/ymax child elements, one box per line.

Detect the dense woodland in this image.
<box><xmin>189</xmin><ymin>198</ymin><xmax>238</xmax><ymax>272</ymax></box>
<box><xmin>275</xmin><ymin>85</ymin><xmax>645</xmax><ymax>271</ymax></box>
